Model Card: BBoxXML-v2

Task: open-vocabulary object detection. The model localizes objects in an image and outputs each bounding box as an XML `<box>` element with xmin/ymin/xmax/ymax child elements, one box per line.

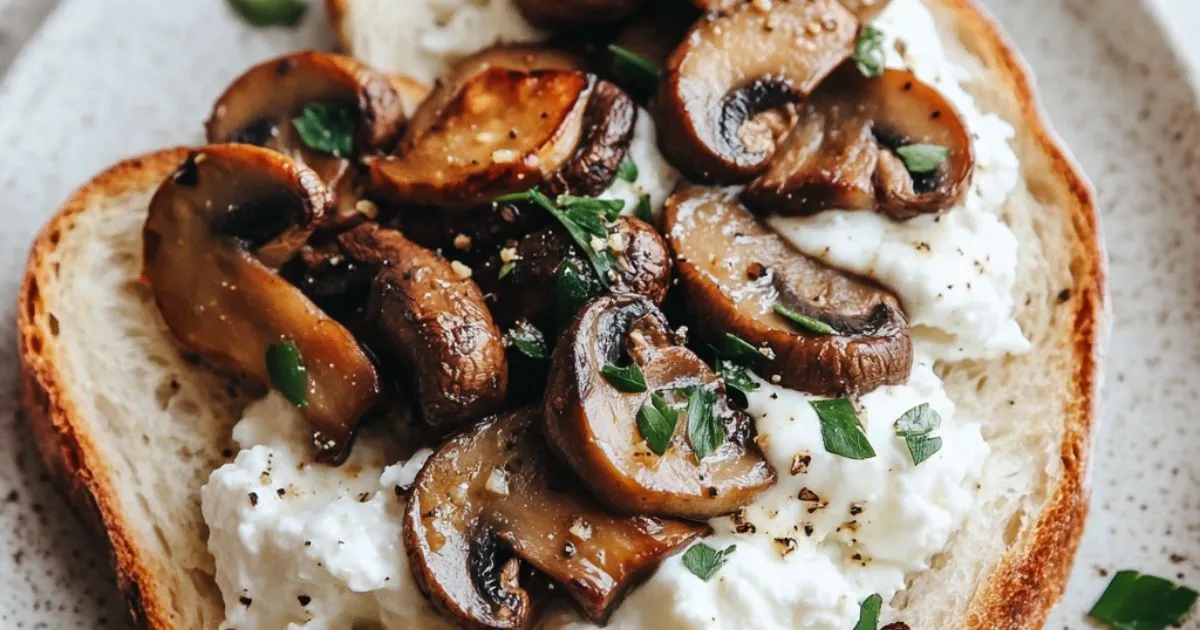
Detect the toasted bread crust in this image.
<box><xmin>939</xmin><ymin>2</ymin><xmax>1105</xmax><ymax>627</ymax></box>
<box><xmin>23</xmin><ymin>1</ymin><xmax>1106</xmax><ymax>628</ymax></box>
<box><xmin>19</xmin><ymin>148</ymin><xmax>193</xmax><ymax>630</ymax></box>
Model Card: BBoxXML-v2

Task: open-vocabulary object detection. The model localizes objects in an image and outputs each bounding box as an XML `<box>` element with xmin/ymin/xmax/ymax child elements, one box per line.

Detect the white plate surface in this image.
<box><xmin>0</xmin><ymin>0</ymin><xmax>1196</xmax><ymax>628</ymax></box>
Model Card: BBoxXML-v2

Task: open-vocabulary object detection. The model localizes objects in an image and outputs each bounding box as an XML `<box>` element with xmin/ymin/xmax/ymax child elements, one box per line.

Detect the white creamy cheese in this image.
<box><xmin>603</xmin><ymin>109</ymin><xmax>682</xmax><ymax>219</ymax></box>
<box><xmin>768</xmin><ymin>0</ymin><xmax>1027</xmax><ymax>361</ymax></box>
<box><xmin>201</xmin><ymin>394</ymin><xmax>450</xmax><ymax>630</ymax></box>
<box><xmin>340</xmin><ymin>0</ymin><xmax>544</xmax><ymax>83</ymax></box>
<box><xmin>558</xmin><ymin>358</ymin><xmax>988</xmax><ymax>630</ymax></box>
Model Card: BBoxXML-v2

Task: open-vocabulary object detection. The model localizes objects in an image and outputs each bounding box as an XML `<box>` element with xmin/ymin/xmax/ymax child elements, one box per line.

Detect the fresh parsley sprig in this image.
<box><xmin>681</xmin><ymin>543</ymin><xmax>736</xmax><ymax>581</ymax></box>
<box><xmin>896</xmin><ymin>143</ymin><xmax>950</xmax><ymax>174</ymax></box>
<box><xmin>615</xmin><ymin>155</ymin><xmax>639</xmax><ymax>183</ymax></box>
<box><xmin>852</xmin><ymin>25</ymin><xmax>886</xmax><ymax>78</ymax></box>
<box><xmin>266</xmin><ymin>340</ymin><xmax>308</xmax><ymax>407</ymax></box>
<box><xmin>293</xmin><ymin>104</ymin><xmax>355</xmax><ymax>158</ymax></box>
<box><xmin>853</xmin><ymin>593</ymin><xmax>883</xmax><ymax>630</ymax></box>
<box><xmin>602</xmin><ymin>362</ymin><xmax>647</xmax><ymax>392</ymax></box>
<box><xmin>715</xmin><ymin>358</ymin><xmax>758</xmax><ymax>408</ymax></box>
<box><xmin>230</xmin><ymin>0</ymin><xmax>307</xmax><ymax>26</ymax></box>
<box><xmin>555</xmin><ymin>259</ymin><xmax>602</xmax><ymax>326</ymax></box>
<box><xmin>773</xmin><ymin>303</ymin><xmax>836</xmax><ymax>335</ymax></box>
<box><xmin>507</xmin><ymin>321</ymin><xmax>549</xmax><ymax>360</ymax></box>
<box><xmin>810</xmin><ymin>398</ymin><xmax>875</xmax><ymax>460</ymax></box>
<box><xmin>608</xmin><ymin>44</ymin><xmax>660</xmax><ymax>100</ymax></box>
<box><xmin>685</xmin><ymin>386</ymin><xmax>723</xmax><ymax>460</ymax></box>
<box><xmin>893</xmin><ymin>403</ymin><xmax>943</xmax><ymax>466</ymax></box>
<box><xmin>496</xmin><ymin>188</ymin><xmax>617</xmax><ymax>288</ymax></box>
<box><xmin>1089</xmin><ymin>570</ymin><xmax>1198</xmax><ymax>630</ymax></box>
<box><xmin>637</xmin><ymin>392</ymin><xmax>678</xmax><ymax>456</ymax></box>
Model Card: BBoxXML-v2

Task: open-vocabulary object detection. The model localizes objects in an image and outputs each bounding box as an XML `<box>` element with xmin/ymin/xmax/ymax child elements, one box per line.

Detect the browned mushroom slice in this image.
<box><xmin>515</xmin><ymin>0</ymin><xmax>644</xmax><ymax>27</ymax></box>
<box><xmin>402</xmin><ymin>45</ymin><xmax>585</xmax><ymax>154</ymax></box>
<box><xmin>206</xmin><ymin>51</ymin><xmax>406</xmax><ymax>227</ymax></box>
<box><xmin>475</xmin><ymin>217</ymin><xmax>671</xmax><ymax>331</ymax></box>
<box><xmin>742</xmin><ymin>66</ymin><xmax>974</xmax><ymax>219</ymax></box>
<box><xmin>541</xmin><ymin>79</ymin><xmax>638</xmax><ymax>197</ymax></box>
<box><xmin>406</xmin><ymin>407</ymin><xmax>707</xmax><ymax>628</ymax></box>
<box><xmin>689</xmin><ymin>1</ymin><xmax>892</xmax><ymax>21</ymax></box>
<box><xmin>664</xmin><ymin>186</ymin><xmax>912</xmax><ymax>395</ymax></box>
<box><xmin>144</xmin><ymin>145</ymin><xmax>380</xmax><ymax>463</ymax></box>
<box><xmin>655</xmin><ymin>0</ymin><xmax>859</xmax><ymax>183</ymax></box>
<box><xmin>370</xmin><ymin>67</ymin><xmax>591</xmax><ymax>208</ymax></box>
<box><xmin>543</xmin><ymin>294</ymin><xmax>776</xmax><ymax>519</ymax></box>
<box><xmin>337</xmin><ymin>224</ymin><xmax>508</xmax><ymax>431</ymax></box>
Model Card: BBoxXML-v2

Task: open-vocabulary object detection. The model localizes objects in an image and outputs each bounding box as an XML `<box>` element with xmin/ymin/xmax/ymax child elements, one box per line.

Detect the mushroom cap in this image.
<box><xmin>654</xmin><ymin>0</ymin><xmax>859</xmax><ymax>183</ymax></box>
<box><xmin>664</xmin><ymin>185</ymin><xmax>913</xmax><ymax>396</ymax></box>
<box><xmin>337</xmin><ymin>224</ymin><xmax>509</xmax><ymax>431</ymax></box>
<box><xmin>742</xmin><ymin>65</ymin><xmax>975</xmax><ymax>219</ymax></box>
<box><xmin>405</xmin><ymin>407</ymin><xmax>707</xmax><ymax>628</ymax></box>
<box><xmin>205</xmin><ymin>51</ymin><xmax>407</xmax><ymax>228</ymax></box>
<box><xmin>541</xmin><ymin>79</ymin><xmax>638</xmax><ymax>198</ymax></box>
<box><xmin>143</xmin><ymin>144</ymin><xmax>380</xmax><ymax>462</ymax></box>
<box><xmin>543</xmin><ymin>294</ymin><xmax>777</xmax><ymax>519</ymax></box>
<box><xmin>370</xmin><ymin>67</ymin><xmax>592</xmax><ymax>208</ymax></box>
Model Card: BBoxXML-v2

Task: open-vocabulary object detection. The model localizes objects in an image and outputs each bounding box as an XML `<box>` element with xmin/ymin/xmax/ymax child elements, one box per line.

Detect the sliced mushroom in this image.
<box><xmin>144</xmin><ymin>145</ymin><xmax>380</xmax><ymax>462</ymax></box>
<box><xmin>515</xmin><ymin>0</ymin><xmax>644</xmax><ymax>27</ymax></box>
<box><xmin>402</xmin><ymin>45</ymin><xmax>585</xmax><ymax>154</ymax></box>
<box><xmin>370</xmin><ymin>67</ymin><xmax>592</xmax><ymax>208</ymax></box>
<box><xmin>664</xmin><ymin>186</ymin><xmax>912</xmax><ymax>395</ymax></box>
<box><xmin>691</xmin><ymin>0</ymin><xmax>892</xmax><ymax>19</ymax></box>
<box><xmin>543</xmin><ymin>294</ymin><xmax>776</xmax><ymax>519</ymax></box>
<box><xmin>541</xmin><ymin>79</ymin><xmax>638</xmax><ymax>197</ymax></box>
<box><xmin>206</xmin><ymin>51</ymin><xmax>406</xmax><ymax>227</ymax></box>
<box><xmin>406</xmin><ymin>407</ymin><xmax>707</xmax><ymax>628</ymax></box>
<box><xmin>475</xmin><ymin>217</ymin><xmax>671</xmax><ymax>332</ymax></box>
<box><xmin>337</xmin><ymin>224</ymin><xmax>508</xmax><ymax>431</ymax></box>
<box><xmin>655</xmin><ymin>0</ymin><xmax>858</xmax><ymax>182</ymax></box>
<box><xmin>742</xmin><ymin>66</ymin><xmax>974</xmax><ymax>219</ymax></box>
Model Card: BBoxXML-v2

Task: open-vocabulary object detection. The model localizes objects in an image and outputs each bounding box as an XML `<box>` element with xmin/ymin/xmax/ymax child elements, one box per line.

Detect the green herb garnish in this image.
<box><xmin>507</xmin><ymin>321</ymin><xmax>549</xmax><ymax>360</ymax></box>
<box><xmin>895</xmin><ymin>143</ymin><xmax>950</xmax><ymax>174</ymax></box>
<box><xmin>608</xmin><ymin>44</ymin><xmax>661</xmax><ymax>100</ymax></box>
<box><xmin>266</xmin><ymin>340</ymin><xmax>308</xmax><ymax>407</ymax></box>
<box><xmin>292</xmin><ymin>103</ymin><xmax>355</xmax><ymax>158</ymax></box>
<box><xmin>685</xmin><ymin>386</ymin><xmax>723</xmax><ymax>460</ymax></box>
<box><xmin>555</xmin><ymin>259</ymin><xmax>601</xmax><ymax>326</ymax></box>
<box><xmin>681</xmin><ymin>543</ymin><xmax>736</xmax><ymax>581</ymax></box>
<box><xmin>1089</xmin><ymin>570</ymin><xmax>1198</xmax><ymax>630</ymax></box>
<box><xmin>853</xmin><ymin>594</ymin><xmax>883</xmax><ymax>630</ymax></box>
<box><xmin>635</xmin><ymin>193</ymin><xmax>653</xmax><ymax>223</ymax></box>
<box><xmin>229</xmin><ymin>0</ymin><xmax>307</xmax><ymax>26</ymax></box>
<box><xmin>716</xmin><ymin>359</ymin><xmax>758</xmax><ymax>408</ymax></box>
<box><xmin>602</xmin><ymin>362</ymin><xmax>647</xmax><ymax>392</ymax></box>
<box><xmin>496</xmin><ymin>188</ymin><xmax>616</xmax><ymax>287</ymax></box>
<box><xmin>637</xmin><ymin>392</ymin><xmax>678</xmax><ymax>456</ymax></box>
<box><xmin>852</xmin><ymin>25</ymin><xmax>886</xmax><ymax>78</ymax></box>
<box><xmin>616</xmin><ymin>155</ymin><xmax>639</xmax><ymax>183</ymax></box>
<box><xmin>498</xmin><ymin>260</ymin><xmax>517</xmax><ymax>279</ymax></box>
<box><xmin>893</xmin><ymin>403</ymin><xmax>943</xmax><ymax>466</ymax></box>
<box><xmin>718</xmin><ymin>333</ymin><xmax>771</xmax><ymax>367</ymax></box>
<box><xmin>773</xmin><ymin>303</ymin><xmax>836</xmax><ymax>335</ymax></box>
<box><xmin>809</xmin><ymin>398</ymin><xmax>875</xmax><ymax>460</ymax></box>
<box><xmin>558</xmin><ymin>194</ymin><xmax>624</xmax><ymax>222</ymax></box>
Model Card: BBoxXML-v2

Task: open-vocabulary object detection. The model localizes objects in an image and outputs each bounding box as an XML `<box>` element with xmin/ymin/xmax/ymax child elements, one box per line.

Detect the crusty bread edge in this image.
<box><xmin>18</xmin><ymin>147</ymin><xmax>194</xmax><ymax>630</ymax></box>
<box><xmin>938</xmin><ymin>1</ymin><xmax>1106</xmax><ymax>627</ymax></box>
<box><xmin>22</xmin><ymin>1</ymin><xmax>1106</xmax><ymax>627</ymax></box>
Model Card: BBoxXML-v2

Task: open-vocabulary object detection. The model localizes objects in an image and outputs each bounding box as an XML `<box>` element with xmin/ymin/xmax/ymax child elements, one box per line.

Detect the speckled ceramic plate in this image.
<box><xmin>0</xmin><ymin>0</ymin><xmax>1197</xmax><ymax>628</ymax></box>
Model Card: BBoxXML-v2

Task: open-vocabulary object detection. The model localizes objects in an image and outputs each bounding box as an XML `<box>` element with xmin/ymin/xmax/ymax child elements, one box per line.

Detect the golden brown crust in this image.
<box><xmin>943</xmin><ymin>1</ymin><xmax>1105</xmax><ymax>628</ymax></box>
<box><xmin>18</xmin><ymin>148</ymin><xmax>194</xmax><ymax>630</ymax></box>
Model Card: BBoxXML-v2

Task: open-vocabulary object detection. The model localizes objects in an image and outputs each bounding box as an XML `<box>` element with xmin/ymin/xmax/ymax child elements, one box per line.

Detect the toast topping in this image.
<box><xmin>143</xmin><ymin>144</ymin><xmax>380</xmax><ymax>463</ymax></box>
<box><xmin>542</xmin><ymin>295</ymin><xmax>776</xmax><ymax>520</ymax></box>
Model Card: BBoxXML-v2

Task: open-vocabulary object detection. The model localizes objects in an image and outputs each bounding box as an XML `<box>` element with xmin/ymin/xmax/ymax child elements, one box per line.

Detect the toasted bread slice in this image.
<box><xmin>20</xmin><ymin>1</ymin><xmax>1104</xmax><ymax>629</ymax></box>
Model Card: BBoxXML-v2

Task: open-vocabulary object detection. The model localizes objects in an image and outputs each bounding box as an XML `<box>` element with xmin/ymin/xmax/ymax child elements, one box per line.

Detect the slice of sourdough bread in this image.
<box><xmin>20</xmin><ymin>2</ymin><xmax>1104</xmax><ymax>629</ymax></box>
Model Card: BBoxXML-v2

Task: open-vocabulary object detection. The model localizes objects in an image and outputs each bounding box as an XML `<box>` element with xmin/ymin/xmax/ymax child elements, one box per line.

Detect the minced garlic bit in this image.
<box><xmin>491</xmin><ymin>149</ymin><xmax>518</xmax><ymax>164</ymax></box>
<box><xmin>608</xmin><ymin>231</ymin><xmax>629</xmax><ymax>252</ymax></box>
<box><xmin>499</xmin><ymin>247</ymin><xmax>519</xmax><ymax>263</ymax></box>
<box><xmin>569</xmin><ymin>517</ymin><xmax>593</xmax><ymax>541</ymax></box>
<box><xmin>790</xmin><ymin>452</ymin><xmax>811</xmax><ymax>475</ymax></box>
<box><xmin>751</xmin><ymin>0</ymin><xmax>772</xmax><ymax>10</ymax></box>
<box><xmin>485</xmin><ymin>468</ymin><xmax>509</xmax><ymax>496</ymax></box>
<box><xmin>590</xmin><ymin>236</ymin><xmax>608</xmax><ymax>252</ymax></box>
<box><xmin>355</xmin><ymin>199</ymin><xmax>379</xmax><ymax>220</ymax></box>
<box><xmin>774</xmin><ymin>537</ymin><xmax>797</xmax><ymax>557</ymax></box>
<box><xmin>453</xmin><ymin>234</ymin><xmax>472</xmax><ymax>251</ymax></box>
<box><xmin>450</xmin><ymin>260</ymin><xmax>473</xmax><ymax>280</ymax></box>
<box><xmin>770</xmin><ymin>374</ymin><xmax>782</xmax><ymax>383</ymax></box>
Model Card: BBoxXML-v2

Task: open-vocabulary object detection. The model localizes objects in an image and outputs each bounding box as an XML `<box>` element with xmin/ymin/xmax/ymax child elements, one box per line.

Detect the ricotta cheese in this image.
<box><xmin>201</xmin><ymin>394</ymin><xmax>450</xmax><ymax>630</ymax></box>
<box><xmin>603</xmin><ymin>110</ymin><xmax>683</xmax><ymax>220</ymax></box>
<box><xmin>557</xmin><ymin>358</ymin><xmax>988</xmax><ymax>630</ymax></box>
<box><xmin>339</xmin><ymin>0</ymin><xmax>544</xmax><ymax>84</ymax></box>
<box><xmin>768</xmin><ymin>0</ymin><xmax>1028</xmax><ymax>361</ymax></box>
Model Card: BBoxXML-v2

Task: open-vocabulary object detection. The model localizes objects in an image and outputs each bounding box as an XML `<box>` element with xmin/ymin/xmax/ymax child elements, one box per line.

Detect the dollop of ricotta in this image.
<box><xmin>201</xmin><ymin>394</ymin><xmax>450</xmax><ymax>630</ymax></box>
<box><xmin>604</xmin><ymin>110</ymin><xmax>683</xmax><ymax>219</ymax></box>
<box><xmin>339</xmin><ymin>0</ymin><xmax>544</xmax><ymax>83</ymax></box>
<box><xmin>557</xmin><ymin>358</ymin><xmax>988</xmax><ymax>630</ymax></box>
<box><xmin>767</xmin><ymin>0</ymin><xmax>1027</xmax><ymax>361</ymax></box>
